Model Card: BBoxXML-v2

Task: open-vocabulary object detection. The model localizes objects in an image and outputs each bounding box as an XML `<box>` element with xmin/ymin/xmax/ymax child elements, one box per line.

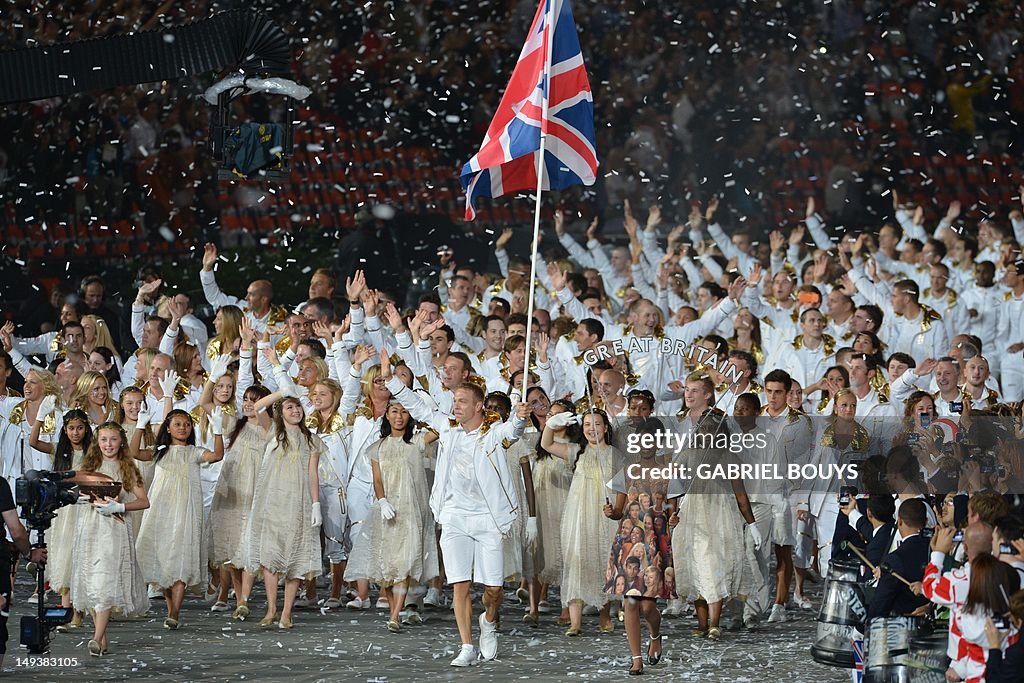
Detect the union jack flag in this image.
<box><xmin>460</xmin><ymin>0</ymin><xmax>598</xmax><ymax>221</ymax></box>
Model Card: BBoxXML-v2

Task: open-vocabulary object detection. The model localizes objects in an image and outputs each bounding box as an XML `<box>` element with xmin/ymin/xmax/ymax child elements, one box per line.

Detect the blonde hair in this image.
<box><xmin>196</xmin><ymin>373</ymin><xmax>237</xmax><ymax>437</ymax></box>
<box><xmin>173</xmin><ymin>342</ymin><xmax>200</xmax><ymax>380</ymax></box>
<box><xmin>831</xmin><ymin>388</ymin><xmax>857</xmax><ymax>415</ymax></box>
<box><xmin>83</xmin><ymin>314</ymin><xmax>120</xmax><ymax>358</ymax></box>
<box><xmin>213</xmin><ymin>305</ymin><xmax>243</xmax><ymax>353</ymax></box>
<box><xmin>69</xmin><ymin>371</ymin><xmax>115</xmax><ymax>417</ymax></box>
<box><xmin>135</xmin><ymin>347</ymin><xmax>159</xmax><ymax>384</ymax></box>
<box><xmin>29</xmin><ymin>368</ymin><xmax>62</xmax><ymax>403</ymax></box>
<box><xmin>310</xmin><ymin>378</ymin><xmax>342</xmax><ymax>433</ymax></box>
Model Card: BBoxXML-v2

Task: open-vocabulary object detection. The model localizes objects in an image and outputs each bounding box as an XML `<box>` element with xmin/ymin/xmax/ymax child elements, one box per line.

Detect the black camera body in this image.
<box><xmin>15</xmin><ymin>470</ymin><xmax>78</xmax><ymax>531</ymax></box>
<box><xmin>14</xmin><ymin>470</ymin><xmax>78</xmax><ymax>654</ymax></box>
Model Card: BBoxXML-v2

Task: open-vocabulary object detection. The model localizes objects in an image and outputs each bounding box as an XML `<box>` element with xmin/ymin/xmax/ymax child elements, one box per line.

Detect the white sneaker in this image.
<box><xmin>450</xmin><ymin>644</ymin><xmax>477</xmax><ymax>667</ymax></box>
<box><xmin>346</xmin><ymin>598</ymin><xmax>371</xmax><ymax>610</ymax></box>
<box><xmin>148</xmin><ymin>586</ymin><xmax>163</xmax><ymax>600</ymax></box>
<box><xmin>767</xmin><ymin>604</ymin><xmax>788</xmax><ymax>623</ymax></box>
<box><xmin>375</xmin><ymin>597</ymin><xmax>390</xmax><ymax>609</ymax></box>
<box><xmin>424</xmin><ymin>587</ymin><xmax>444</xmax><ymax>608</ymax></box>
<box><xmin>661</xmin><ymin>598</ymin><xmax>683</xmax><ymax>617</ymax></box>
<box><xmin>402</xmin><ymin>609</ymin><xmax>423</xmax><ymax>625</ymax></box>
<box><xmin>28</xmin><ymin>592</ymin><xmax>39</xmax><ymax>605</ymax></box>
<box><xmin>793</xmin><ymin>595</ymin><xmax>813</xmax><ymax>610</ymax></box>
<box><xmin>210</xmin><ymin>601</ymin><xmax>230</xmax><ymax>612</ymax></box>
<box><xmin>478</xmin><ymin>613</ymin><xmax>498</xmax><ymax>661</ymax></box>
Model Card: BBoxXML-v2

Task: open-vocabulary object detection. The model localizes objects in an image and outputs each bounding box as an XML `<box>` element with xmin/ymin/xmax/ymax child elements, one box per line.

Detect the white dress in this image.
<box><xmin>560</xmin><ymin>443</ymin><xmax>617</xmax><ymax>607</ymax></box>
<box><xmin>672</xmin><ymin>449</ymin><xmax>760</xmax><ymax>605</ymax></box>
<box><xmin>135</xmin><ymin>445</ymin><xmax>208</xmax><ymax>590</ymax></box>
<box><xmin>69</xmin><ymin>460</ymin><xmax>148</xmax><ymax>615</ymax></box>
<box><xmin>344</xmin><ymin>433</ymin><xmax>439</xmax><ymax>585</ymax></box>
<box><xmin>533</xmin><ymin>438</ymin><xmax>571</xmax><ymax>585</ymax></box>
<box><xmin>209</xmin><ymin>422</ymin><xmax>267</xmax><ymax>567</ymax></box>
<box><xmin>123</xmin><ymin>423</ymin><xmax>154</xmax><ymax>538</ymax></box>
<box><xmin>234</xmin><ymin>427</ymin><xmax>325</xmax><ymax>580</ymax></box>
<box><xmin>45</xmin><ymin>449</ymin><xmax>85</xmax><ymax>593</ymax></box>
<box><xmin>502</xmin><ymin>433</ymin><xmax>544</xmax><ymax>581</ymax></box>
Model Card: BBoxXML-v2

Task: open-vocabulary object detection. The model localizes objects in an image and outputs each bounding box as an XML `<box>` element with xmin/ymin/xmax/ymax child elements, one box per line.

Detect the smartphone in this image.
<box><xmin>992</xmin><ymin>615</ymin><xmax>1010</xmax><ymax>629</ymax></box>
<box><xmin>920</xmin><ymin>413</ymin><xmax>931</xmax><ymax>428</ymax></box>
<box><xmin>921</xmin><ymin>527</ymin><xmax>934</xmax><ymax>539</ymax></box>
<box><xmin>1000</xmin><ymin>542</ymin><xmax>1017</xmax><ymax>556</ymax></box>
<box><xmin>953</xmin><ymin>529</ymin><xmax>965</xmax><ymax>543</ymax></box>
<box><xmin>839</xmin><ymin>486</ymin><xmax>857</xmax><ymax>505</ymax></box>
<box><xmin>950</xmin><ymin>401</ymin><xmax>964</xmax><ymax>413</ymax></box>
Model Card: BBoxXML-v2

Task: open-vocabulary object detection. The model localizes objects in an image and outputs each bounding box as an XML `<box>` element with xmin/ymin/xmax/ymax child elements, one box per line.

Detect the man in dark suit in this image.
<box><xmin>867</xmin><ymin>498</ymin><xmax>931</xmax><ymax>621</ymax></box>
<box><xmin>839</xmin><ymin>492</ymin><xmax>896</xmax><ymax>574</ymax></box>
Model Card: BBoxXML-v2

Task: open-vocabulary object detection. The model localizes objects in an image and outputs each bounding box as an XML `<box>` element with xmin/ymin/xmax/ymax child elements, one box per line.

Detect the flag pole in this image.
<box><xmin>520</xmin><ymin>0</ymin><xmax>554</xmax><ymax>406</ymax></box>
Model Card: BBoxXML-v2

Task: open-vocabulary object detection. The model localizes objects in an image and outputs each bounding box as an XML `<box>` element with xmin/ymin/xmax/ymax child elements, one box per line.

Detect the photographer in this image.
<box><xmin>985</xmin><ymin>586</ymin><xmax>1024</xmax><ymax>682</ymax></box>
<box><xmin>1</xmin><ymin>477</ymin><xmax>48</xmax><ymax>666</ymax></box>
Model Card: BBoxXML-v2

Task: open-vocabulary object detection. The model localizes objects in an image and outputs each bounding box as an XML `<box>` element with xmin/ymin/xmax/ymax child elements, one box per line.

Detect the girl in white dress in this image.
<box><xmin>541</xmin><ymin>408</ymin><xmax>618</xmax><ymax>635</ymax></box>
<box><xmin>345</xmin><ymin>402</ymin><xmax>439</xmax><ymax>632</ymax></box>
<box><xmin>235</xmin><ymin>396</ymin><xmax>325</xmax><ymax>630</ymax></box>
<box><xmin>192</xmin><ymin>355</ymin><xmax>238</xmax><ymax>611</ymax></box>
<box><xmin>210</xmin><ymin>384</ymin><xmax>271</xmax><ymax>621</ymax></box>
<box><xmin>30</xmin><ymin>406</ymin><xmax>90</xmax><ymax>623</ymax></box>
<box><xmin>670</xmin><ymin>399</ymin><xmax>759</xmax><ymax>641</ymax></box>
<box><xmin>532</xmin><ymin>397</ymin><xmax>574</xmax><ymax>624</ymax></box>
<box><xmin>131</xmin><ymin>407</ymin><xmax>225</xmax><ymax>629</ymax></box>
<box><xmin>70</xmin><ymin>422</ymin><xmax>149</xmax><ymax>656</ymax></box>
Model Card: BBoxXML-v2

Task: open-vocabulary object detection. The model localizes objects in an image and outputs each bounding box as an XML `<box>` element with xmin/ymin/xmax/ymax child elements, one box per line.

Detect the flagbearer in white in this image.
<box><xmin>382</xmin><ymin>351</ymin><xmax>532</xmax><ymax>667</ymax></box>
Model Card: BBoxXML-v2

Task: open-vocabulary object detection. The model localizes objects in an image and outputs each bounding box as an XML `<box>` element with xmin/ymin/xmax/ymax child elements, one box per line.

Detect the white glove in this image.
<box><xmin>546</xmin><ymin>412</ymin><xmax>578</xmax><ymax>429</ymax></box>
<box><xmin>311</xmin><ymin>501</ymin><xmax>322</xmax><ymax>527</ymax></box>
<box><xmin>525</xmin><ymin>517</ymin><xmax>538</xmax><ymax>548</ymax></box>
<box><xmin>277</xmin><ymin>373</ymin><xmax>302</xmax><ymax>399</ymax></box>
<box><xmin>94</xmin><ymin>499</ymin><xmax>125</xmax><ymax>516</ymax></box>
<box><xmin>136</xmin><ymin>406</ymin><xmax>152</xmax><ymax>430</ymax></box>
<box><xmin>209</xmin><ymin>354</ymin><xmax>233</xmax><ymax>382</ymax></box>
<box><xmin>159</xmin><ymin>372</ymin><xmax>177</xmax><ymax>398</ymax></box>
<box><xmin>379</xmin><ymin>498</ymin><xmax>396</xmax><ymax>521</ymax></box>
<box><xmin>36</xmin><ymin>395</ymin><xmax>56</xmax><ymax>421</ymax></box>
<box><xmin>746</xmin><ymin>523</ymin><xmax>763</xmax><ymax>551</ymax></box>
<box><xmin>209</xmin><ymin>406</ymin><xmax>225</xmax><ymax>436</ymax></box>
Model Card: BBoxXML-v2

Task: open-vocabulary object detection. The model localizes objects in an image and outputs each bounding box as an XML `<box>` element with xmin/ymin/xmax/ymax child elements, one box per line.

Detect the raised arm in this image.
<box><xmin>199</xmin><ymin>243</ymin><xmax>242</xmax><ymax>309</ymax></box>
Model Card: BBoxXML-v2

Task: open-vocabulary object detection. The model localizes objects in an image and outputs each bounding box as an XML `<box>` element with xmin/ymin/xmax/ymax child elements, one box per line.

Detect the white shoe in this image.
<box><xmin>402</xmin><ymin>609</ymin><xmax>423</xmax><ymax>625</ymax></box>
<box><xmin>324</xmin><ymin>597</ymin><xmax>343</xmax><ymax>609</ymax></box>
<box><xmin>210</xmin><ymin>601</ymin><xmax>230</xmax><ymax>612</ymax></box>
<box><xmin>581</xmin><ymin>604</ymin><xmax>599</xmax><ymax>616</ymax></box>
<box><xmin>375</xmin><ymin>597</ymin><xmax>390</xmax><ymax>609</ymax></box>
<box><xmin>767</xmin><ymin>604</ymin><xmax>788</xmax><ymax>623</ymax></box>
<box><xmin>537</xmin><ymin>600</ymin><xmax>556</xmax><ymax>614</ymax></box>
<box><xmin>478</xmin><ymin>613</ymin><xmax>498</xmax><ymax>661</ymax></box>
<box><xmin>515</xmin><ymin>587</ymin><xmax>529</xmax><ymax>604</ymax></box>
<box><xmin>793</xmin><ymin>595</ymin><xmax>813</xmax><ymax>610</ymax></box>
<box><xmin>742</xmin><ymin>613</ymin><xmax>759</xmax><ymax>628</ymax></box>
<box><xmin>148</xmin><ymin>586</ymin><xmax>163</xmax><ymax>600</ymax></box>
<box><xmin>661</xmin><ymin>599</ymin><xmax>683</xmax><ymax>617</ymax></box>
<box><xmin>450</xmin><ymin>644</ymin><xmax>477</xmax><ymax>667</ymax></box>
<box><xmin>346</xmin><ymin>598</ymin><xmax>370</xmax><ymax>610</ymax></box>
<box><xmin>424</xmin><ymin>587</ymin><xmax>444</xmax><ymax>608</ymax></box>
<box><xmin>28</xmin><ymin>592</ymin><xmax>40</xmax><ymax>605</ymax></box>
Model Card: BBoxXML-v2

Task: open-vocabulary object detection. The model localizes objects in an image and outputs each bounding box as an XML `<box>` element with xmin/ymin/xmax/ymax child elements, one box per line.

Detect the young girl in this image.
<box><xmin>31</xmin><ymin>406</ymin><xmax>91</xmax><ymax>622</ymax></box>
<box><xmin>234</xmin><ymin>396</ymin><xmax>324</xmax><ymax>629</ymax></box>
<box><xmin>209</xmin><ymin>383</ymin><xmax>271</xmax><ymax>620</ymax></box>
<box><xmin>193</xmin><ymin>355</ymin><xmax>238</xmax><ymax>609</ymax></box>
<box><xmin>541</xmin><ymin>408</ymin><xmax>618</xmax><ymax>635</ymax></box>
<box><xmin>533</xmin><ymin>397</ymin><xmax>575</xmax><ymax>624</ymax></box>
<box><xmin>345</xmin><ymin>402</ymin><xmax>439</xmax><ymax>632</ymax></box>
<box><xmin>69</xmin><ymin>371</ymin><xmax>117</xmax><ymax>427</ymax></box>
<box><xmin>70</xmin><ymin>422</ymin><xmax>149</xmax><ymax>656</ymax></box>
<box><xmin>132</xmin><ymin>407</ymin><xmax>225</xmax><ymax>629</ymax></box>
<box><xmin>118</xmin><ymin>386</ymin><xmax>155</xmax><ymax>495</ymax></box>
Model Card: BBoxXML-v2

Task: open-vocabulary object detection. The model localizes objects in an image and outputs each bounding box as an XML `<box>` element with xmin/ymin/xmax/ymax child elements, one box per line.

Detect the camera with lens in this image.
<box><xmin>14</xmin><ymin>470</ymin><xmax>78</xmax><ymax>653</ymax></box>
<box><xmin>15</xmin><ymin>470</ymin><xmax>79</xmax><ymax>531</ymax></box>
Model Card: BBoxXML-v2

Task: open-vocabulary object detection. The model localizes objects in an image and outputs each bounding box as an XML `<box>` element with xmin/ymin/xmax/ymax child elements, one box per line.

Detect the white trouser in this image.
<box><xmin>1001</xmin><ymin>351</ymin><xmax>1024</xmax><ymax>402</ymax></box>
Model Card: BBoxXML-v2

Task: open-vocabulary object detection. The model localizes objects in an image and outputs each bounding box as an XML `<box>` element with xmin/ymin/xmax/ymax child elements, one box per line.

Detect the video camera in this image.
<box><xmin>15</xmin><ymin>470</ymin><xmax>78</xmax><ymax>531</ymax></box>
<box><xmin>13</xmin><ymin>470</ymin><xmax>77</xmax><ymax>653</ymax></box>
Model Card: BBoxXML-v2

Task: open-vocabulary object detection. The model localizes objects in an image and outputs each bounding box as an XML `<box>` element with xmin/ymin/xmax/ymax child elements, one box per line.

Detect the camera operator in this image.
<box><xmin>0</xmin><ymin>477</ymin><xmax>47</xmax><ymax>667</ymax></box>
